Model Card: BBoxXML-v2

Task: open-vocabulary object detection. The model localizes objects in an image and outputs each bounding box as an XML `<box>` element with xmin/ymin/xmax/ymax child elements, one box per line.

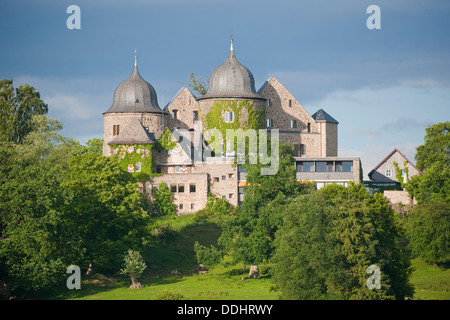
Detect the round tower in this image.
<box><xmin>103</xmin><ymin>55</ymin><xmax>168</xmax><ymax>156</ymax></box>
<box><xmin>197</xmin><ymin>38</ymin><xmax>266</xmax><ymax>130</ymax></box>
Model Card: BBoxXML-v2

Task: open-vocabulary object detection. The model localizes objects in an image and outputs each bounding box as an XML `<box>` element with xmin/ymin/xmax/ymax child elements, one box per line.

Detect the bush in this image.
<box><xmin>205</xmin><ymin>194</ymin><xmax>233</xmax><ymax>218</ymax></box>
<box><xmin>193</xmin><ymin>241</ymin><xmax>222</xmax><ymax>266</ymax></box>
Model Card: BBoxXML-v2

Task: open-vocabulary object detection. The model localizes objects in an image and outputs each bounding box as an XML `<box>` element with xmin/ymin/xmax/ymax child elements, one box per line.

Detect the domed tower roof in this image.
<box><xmin>199</xmin><ymin>39</ymin><xmax>262</xmax><ymax>100</ymax></box>
<box><xmin>105</xmin><ymin>55</ymin><xmax>161</xmax><ymax>113</ymax></box>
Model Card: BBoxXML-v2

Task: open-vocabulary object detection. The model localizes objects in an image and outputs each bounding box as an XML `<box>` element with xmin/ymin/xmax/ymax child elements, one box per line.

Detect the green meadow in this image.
<box><xmin>40</xmin><ymin>214</ymin><xmax>448</xmax><ymax>300</ymax></box>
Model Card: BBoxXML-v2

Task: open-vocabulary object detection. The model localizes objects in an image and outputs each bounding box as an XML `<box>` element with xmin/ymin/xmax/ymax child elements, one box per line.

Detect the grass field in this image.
<box><xmin>410</xmin><ymin>258</ymin><xmax>450</xmax><ymax>300</ymax></box>
<box><xmin>41</xmin><ymin>214</ymin><xmax>449</xmax><ymax>300</ymax></box>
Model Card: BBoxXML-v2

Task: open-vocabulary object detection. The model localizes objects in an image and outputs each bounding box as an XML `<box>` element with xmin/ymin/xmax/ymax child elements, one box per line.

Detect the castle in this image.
<box><xmin>102</xmin><ymin>40</ymin><xmax>361</xmax><ymax>214</ymax></box>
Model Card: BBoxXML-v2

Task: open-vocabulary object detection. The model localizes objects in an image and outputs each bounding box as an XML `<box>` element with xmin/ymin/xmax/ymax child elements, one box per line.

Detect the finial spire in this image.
<box><xmin>134</xmin><ymin>49</ymin><xmax>138</xmax><ymax>67</ymax></box>
<box><xmin>230</xmin><ymin>35</ymin><xmax>234</xmax><ymax>51</ymax></box>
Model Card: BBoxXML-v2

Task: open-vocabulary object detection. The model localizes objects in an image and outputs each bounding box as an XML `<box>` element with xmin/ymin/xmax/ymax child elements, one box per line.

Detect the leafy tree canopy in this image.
<box><xmin>406</xmin><ymin>200</ymin><xmax>450</xmax><ymax>266</ymax></box>
<box><xmin>415</xmin><ymin>121</ymin><xmax>449</xmax><ymax>172</ymax></box>
<box><xmin>0</xmin><ymin>79</ymin><xmax>48</xmax><ymax>143</ymax></box>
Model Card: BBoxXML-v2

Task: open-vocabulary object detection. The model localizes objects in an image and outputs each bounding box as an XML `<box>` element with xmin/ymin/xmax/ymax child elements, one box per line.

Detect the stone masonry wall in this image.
<box><xmin>147</xmin><ymin>173</ymin><xmax>208</xmax><ymax>214</ymax></box>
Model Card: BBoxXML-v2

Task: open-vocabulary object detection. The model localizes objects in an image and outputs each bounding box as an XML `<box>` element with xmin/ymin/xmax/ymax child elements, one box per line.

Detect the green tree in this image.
<box><xmin>193</xmin><ymin>241</ymin><xmax>223</xmax><ymax>266</ymax></box>
<box><xmin>406</xmin><ymin>200</ymin><xmax>450</xmax><ymax>266</ymax></box>
<box><xmin>415</xmin><ymin>121</ymin><xmax>449</xmax><ymax>172</ymax></box>
<box><xmin>272</xmin><ymin>192</ymin><xmax>349</xmax><ymax>299</ymax></box>
<box><xmin>151</xmin><ymin>182</ymin><xmax>177</xmax><ymax>216</ymax></box>
<box><xmin>84</xmin><ymin>138</ymin><xmax>104</xmax><ymax>154</ymax></box>
<box><xmin>405</xmin><ymin>163</ymin><xmax>450</xmax><ymax>204</ymax></box>
<box><xmin>218</xmin><ymin>143</ymin><xmax>315</xmax><ymax>265</ymax></box>
<box><xmin>62</xmin><ymin>152</ymin><xmax>149</xmax><ymax>272</ymax></box>
<box><xmin>320</xmin><ymin>183</ymin><xmax>414</xmax><ymax>300</ymax></box>
<box><xmin>0</xmin><ymin>115</ymin><xmax>82</xmax><ymax>294</ymax></box>
<box><xmin>273</xmin><ymin>183</ymin><xmax>414</xmax><ymax>300</ymax></box>
<box><xmin>120</xmin><ymin>250</ymin><xmax>147</xmax><ymax>289</ymax></box>
<box><xmin>0</xmin><ymin>79</ymin><xmax>48</xmax><ymax>143</ymax></box>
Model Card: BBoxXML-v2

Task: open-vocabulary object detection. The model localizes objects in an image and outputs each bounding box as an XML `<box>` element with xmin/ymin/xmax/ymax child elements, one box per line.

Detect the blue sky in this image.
<box><xmin>1</xmin><ymin>0</ymin><xmax>449</xmax><ymax>178</ymax></box>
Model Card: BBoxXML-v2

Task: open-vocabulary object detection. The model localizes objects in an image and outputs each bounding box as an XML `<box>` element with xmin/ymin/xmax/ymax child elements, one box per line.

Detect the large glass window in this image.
<box><xmin>327</xmin><ymin>162</ymin><xmax>333</xmax><ymax>172</ymax></box>
<box><xmin>342</xmin><ymin>162</ymin><xmax>353</xmax><ymax>172</ymax></box>
<box><xmin>297</xmin><ymin>161</ymin><xmax>314</xmax><ymax>172</ymax></box>
<box><xmin>316</xmin><ymin>162</ymin><xmax>327</xmax><ymax>172</ymax></box>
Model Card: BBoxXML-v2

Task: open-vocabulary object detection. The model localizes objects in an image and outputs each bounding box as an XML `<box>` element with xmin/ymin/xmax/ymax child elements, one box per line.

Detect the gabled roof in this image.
<box><xmin>368</xmin><ymin>148</ymin><xmax>423</xmax><ymax>179</ymax></box>
<box><xmin>257</xmin><ymin>76</ymin><xmax>274</xmax><ymax>94</ymax></box>
<box><xmin>108</xmin><ymin>117</ymin><xmax>155</xmax><ymax>145</ymax></box>
<box><xmin>164</xmin><ymin>87</ymin><xmax>196</xmax><ymax>111</ymax></box>
<box><xmin>311</xmin><ymin>109</ymin><xmax>339</xmax><ymax>124</ymax></box>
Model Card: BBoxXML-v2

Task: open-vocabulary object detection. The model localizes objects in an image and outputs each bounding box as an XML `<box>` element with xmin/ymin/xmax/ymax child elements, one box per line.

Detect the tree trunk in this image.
<box><xmin>129</xmin><ymin>276</ymin><xmax>142</xmax><ymax>289</ymax></box>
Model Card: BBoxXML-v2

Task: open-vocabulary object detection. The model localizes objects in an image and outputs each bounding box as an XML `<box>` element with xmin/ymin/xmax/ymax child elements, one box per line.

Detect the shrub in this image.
<box><xmin>193</xmin><ymin>241</ymin><xmax>222</xmax><ymax>266</ymax></box>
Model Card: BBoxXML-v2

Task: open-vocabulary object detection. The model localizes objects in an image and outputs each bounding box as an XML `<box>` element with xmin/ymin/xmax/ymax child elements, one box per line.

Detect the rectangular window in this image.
<box><xmin>336</xmin><ymin>162</ymin><xmax>342</xmax><ymax>172</ymax></box>
<box><xmin>307</xmin><ymin>122</ymin><xmax>311</xmax><ymax>133</ymax></box>
<box><xmin>214</xmin><ymin>177</ymin><xmax>219</xmax><ymax>182</ymax></box>
<box><xmin>267</xmin><ymin>99</ymin><xmax>271</xmax><ymax>107</ymax></box>
<box><xmin>342</xmin><ymin>162</ymin><xmax>353</xmax><ymax>172</ymax></box>
<box><xmin>288</xmin><ymin>99</ymin><xmax>292</xmax><ymax>107</ymax></box>
<box><xmin>316</xmin><ymin>161</ymin><xmax>327</xmax><ymax>172</ymax></box>
<box><xmin>385</xmin><ymin>169</ymin><xmax>392</xmax><ymax>177</ymax></box>
<box><xmin>190</xmin><ymin>203</ymin><xmax>195</xmax><ymax>210</ymax></box>
<box><xmin>327</xmin><ymin>162</ymin><xmax>333</xmax><ymax>172</ymax></box>
<box><xmin>113</xmin><ymin>125</ymin><xmax>120</xmax><ymax>136</ymax></box>
<box><xmin>171</xmin><ymin>184</ymin><xmax>177</xmax><ymax>193</ymax></box>
<box><xmin>293</xmin><ymin>144</ymin><xmax>305</xmax><ymax>157</ymax></box>
<box><xmin>172</xmin><ymin>110</ymin><xmax>178</xmax><ymax>119</ymax></box>
<box><xmin>266</xmin><ymin>118</ymin><xmax>273</xmax><ymax>128</ymax></box>
<box><xmin>193</xmin><ymin>111</ymin><xmax>198</xmax><ymax>121</ymax></box>
<box><xmin>178</xmin><ymin>184</ymin><xmax>185</xmax><ymax>193</ymax></box>
<box><xmin>290</xmin><ymin>119</ymin><xmax>298</xmax><ymax>128</ymax></box>
<box><xmin>297</xmin><ymin>161</ymin><xmax>314</xmax><ymax>172</ymax></box>
<box><xmin>229</xmin><ymin>193</ymin><xmax>233</xmax><ymax>199</ymax></box>
<box><xmin>189</xmin><ymin>184</ymin><xmax>196</xmax><ymax>193</ymax></box>
<box><xmin>222</xmin><ymin>175</ymin><xmax>226</xmax><ymax>181</ymax></box>
<box><xmin>224</xmin><ymin>111</ymin><xmax>234</xmax><ymax>123</ymax></box>
<box><xmin>179</xmin><ymin>203</ymin><xmax>184</xmax><ymax>210</ymax></box>
<box><xmin>229</xmin><ymin>173</ymin><xmax>234</xmax><ymax>179</ymax></box>
<box><xmin>175</xmin><ymin>166</ymin><xmax>180</xmax><ymax>173</ymax></box>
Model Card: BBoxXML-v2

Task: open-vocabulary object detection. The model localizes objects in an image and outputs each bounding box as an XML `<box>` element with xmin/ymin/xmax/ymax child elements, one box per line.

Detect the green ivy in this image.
<box><xmin>201</xmin><ymin>99</ymin><xmax>265</xmax><ymax>152</ymax></box>
<box><xmin>393</xmin><ymin>160</ymin><xmax>409</xmax><ymax>188</ymax></box>
<box><xmin>111</xmin><ymin>143</ymin><xmax>157</xmax><ymax>182</ymax></box>
<box><xmin>155</xmin><ymin>128</ymin><xmax>177</xmax><ymax>151</ymax></box>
